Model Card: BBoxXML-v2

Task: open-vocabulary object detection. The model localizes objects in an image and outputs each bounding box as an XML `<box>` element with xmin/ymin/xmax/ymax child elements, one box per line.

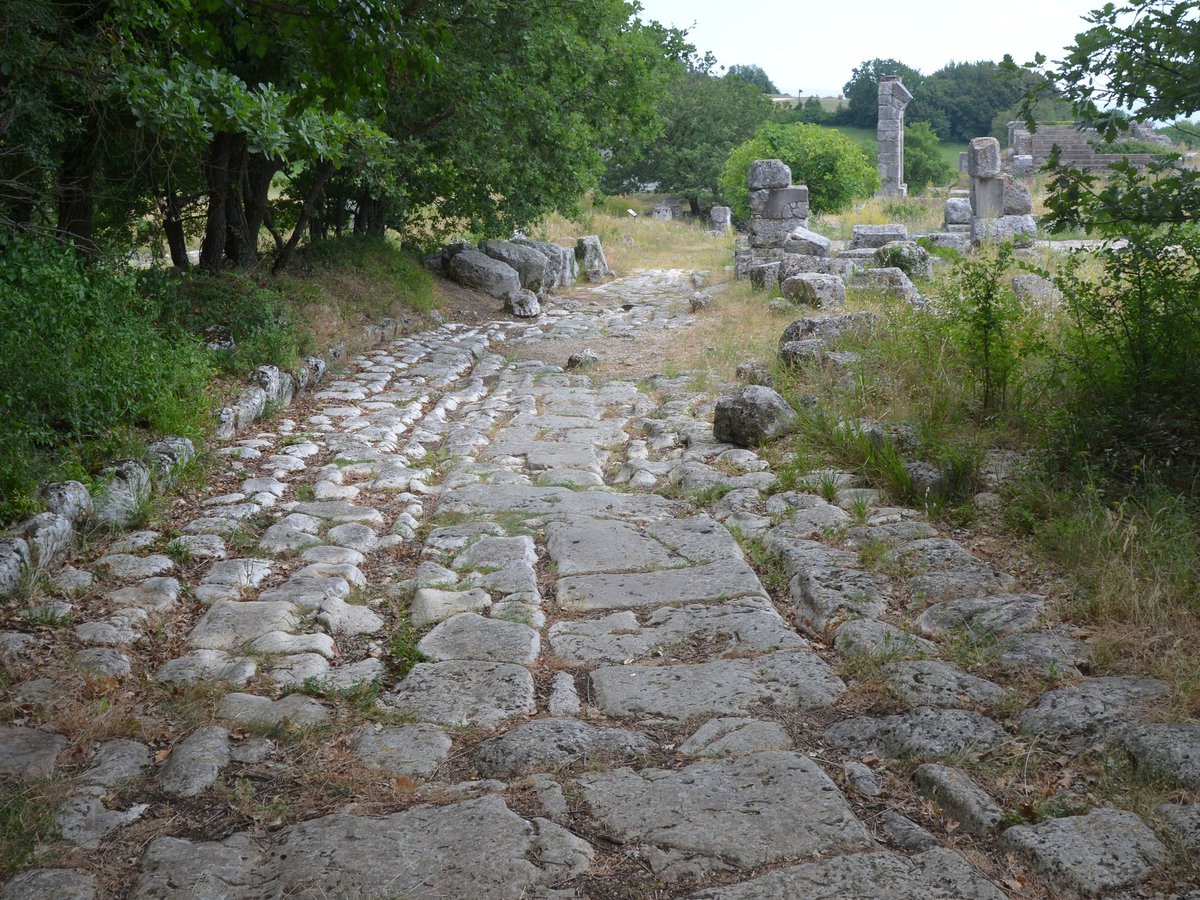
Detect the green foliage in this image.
<box><xmin>1048</xmin><ymin>228</ymin><xmax>1200</xmax><ymax>480</ymax></box>
<box><xmin>725</xmin><ymin>64</ymin><xmax>779</xmax><ymax>94</ymax></box>
<box><xmin>903</xmin><ymin>122</ymin><xmax>956</xmax><ymax>192</ymax></box>
<box><xmin>601</xmin><ymin>62</ymin><xmax>774</xmax><ymax>210</ymax></box>
<box><xmin>938</xmin><ymin>246</ymin><xmax>1026</xmax><ymax>420</ymax></box>
<box><xmin>157</xmin><ymin>273</ymin><xmax>302</xmax><ymax>377</ymax></box>
<box><xmin>0</xmin><ymin>234</ymin><xmax>212</xmax><ymax>520</ymax></box>
<box><xmin>1157</xmin><ymin>120</ymin><xmax>1200</xmax><ymax>149</ymax></box>
<box><xmin>719</xmin><ymin>123</ymin><xmax>879</xmax><ymax>218</ymax></box>
<box><xmin>841</xmin><ymin>59</ymin><xmax>925</xmax><ymax>129</ymax></box>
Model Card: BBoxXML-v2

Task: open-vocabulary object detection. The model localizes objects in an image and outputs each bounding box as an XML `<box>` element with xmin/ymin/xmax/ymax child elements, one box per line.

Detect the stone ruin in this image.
<box><xmin>746</xmin><ymin>159</ymin><xmax>810</xmax><ymax>249</ymax></box>
<box><xmin>963</xmin><ymin>137</ymin><xmax>1036</xmax><ymax>247</ymax></box>
<box><xmin>876</xmin><ymin>76</ymin><xmax>912</xmax><ymax>197</ymax></box>
<box><xmin>709</xmin><ymin>206</ymin><xmax>732</xmax><ymax>235</ymax></box>
<box><xmin>422</xmin><ymin>235</ymin><xmax>612</xmax><ymax>318</ymax></box>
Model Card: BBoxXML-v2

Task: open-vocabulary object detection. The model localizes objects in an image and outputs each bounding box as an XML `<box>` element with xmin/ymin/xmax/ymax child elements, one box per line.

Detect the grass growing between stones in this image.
<box><xmin>0</xmin><ymin>777</ymin><xmax>73</xmax><ymax>875</ymax></box>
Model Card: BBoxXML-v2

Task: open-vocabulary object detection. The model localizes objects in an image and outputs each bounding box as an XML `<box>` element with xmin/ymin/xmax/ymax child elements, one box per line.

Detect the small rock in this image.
<box><xmin>913</xmin><ymin>764</ymin><xmax>1002</xmax><ymax>834</ymax></box>
<box><xmin>882</xmin><ymin>810</ymin><xmax>940</xmax><ymax>851</ymax></box>
<box><xmin>158</xmin><ymin>726</ymin><xmax>230</xmax><ymax>797</ymax></box>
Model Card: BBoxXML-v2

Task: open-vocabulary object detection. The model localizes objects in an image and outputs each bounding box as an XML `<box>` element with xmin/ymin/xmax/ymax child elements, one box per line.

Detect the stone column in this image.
<box><xmin>746</xmin><ymin>159</ymin><xmax>809</xmax><ymax>249</ymax></box>
<box><xmin>877</xmin><ymin>75</ymin><xmax>912</xmax><ymax>197</ymax></box>
<box><xmin>709</xmin><ymin>206</ymin><xmax>732</xmax><ymax>234</ymax></box>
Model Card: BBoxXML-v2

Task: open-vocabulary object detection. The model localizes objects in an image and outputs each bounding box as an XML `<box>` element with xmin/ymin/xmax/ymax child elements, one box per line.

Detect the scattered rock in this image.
<box><xmin>712</xmin><ymin>385</ymin><xmax>798</xmax><ymax>447</ymax></box>
<box><xmin>913</xmin><ymin>764</ymin><xmax>1002</xmax><ymax>834</ymax></box>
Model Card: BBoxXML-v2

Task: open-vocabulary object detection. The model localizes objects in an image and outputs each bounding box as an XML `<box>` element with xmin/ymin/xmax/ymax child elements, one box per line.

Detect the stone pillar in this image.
<box><xmin>877</xmin><ymin>75</ymin><xmax>912</xmax><ymax>197</ymax></box>
<box><xmin>746</xmin><ymin>159</ymin><xmax>809</xmax><ymax>249</ymax></box>
<box><xmin>709</xmin><ymin>206</ymin><xmax>732</xmax><ymax>234</ymax></box>
<box><xmin>967</xmin><ymin>136</ymin><xmax>1036</xmax><ymax>247</ymax></box>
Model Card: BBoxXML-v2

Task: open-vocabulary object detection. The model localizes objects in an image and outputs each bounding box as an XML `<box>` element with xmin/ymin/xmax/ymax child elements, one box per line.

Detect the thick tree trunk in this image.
<box><xmin>199</xmin><ymin>132</ymin><xmax>236</xmax><ymax>273</ymax></box>
<box><xmin>223</xmin><ymin>137</ymin><xmax>255</xmax><ymax>267</ymax></box>
<box><xmin>56</xmin><ymin>136</ymin><xmax>96</xmax><ymax>255</ymax></box>
<box><xmin>273</xmin><ymin>160</ymin><xmax>334</xmax><ymax>274</ymax></box>
<box><xmin>163</xmin><ymin>188</ymin><xmax>189</xmax><ymax>269</ymax></box>
<box><xmin>243</xmin><ymin>152</ymin><xmax>280</xmax><ymax>258</ymax></box>
<box><xmin>689</xmin><ymin>196</ymin><xmax>702</xmax><ymax>217</ymax></box>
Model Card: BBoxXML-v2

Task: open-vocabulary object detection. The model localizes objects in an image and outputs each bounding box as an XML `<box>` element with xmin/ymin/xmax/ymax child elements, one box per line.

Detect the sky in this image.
<box><xmin>635</xmin><ymin>0</ymin><xmax>1103</xmax><ymax>97</ymax></box>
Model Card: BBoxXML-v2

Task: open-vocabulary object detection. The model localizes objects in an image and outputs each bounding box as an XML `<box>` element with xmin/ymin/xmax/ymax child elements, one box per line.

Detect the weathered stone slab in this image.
<box><xmin>1121</xmin><ymin>722</ymin><xmax>1200</xmax><ymax>790</ymax></box>
<box><xmin>475</xmin><ymin>717</ymin><xmax>656</xmax><ymax>777</ymax></box>
<box><xmin>1019</xmin><ymin>677</ymin><xmax>1169</xmax><ymax>742</ymax></box>
<box><xmin>1000</xmin><ymin>809</ymin><xmax>1167</xmax><ymax>896</ymax></box>
<box><xmin>580</xmin><ymin>752</ymin><xmax>872</xmax><ymax>880</ymax></box>
<box><xmin>217</xmin><ymin>693</ymin><xmax>330</xmax><ymax>729</ymax></box>
<box><xmin>885</xmin><ymin>660</ymin><xmax>1004</xmax><ymax>709</ymax></box>
<box><xmin>57</xmin><ymin>795</ymin><xmax>149</xmax><ymax>846</ymax></box>
<box><xmin>685</xmin><ymin>848</ymin><xmax>1005</xmax><ymax>899</ymax></box>
<box><xmin>188</xmin><ymin>600</ymin><xmax>299</xmax><ymax>651</ymax></box>
<box><xmin>0</xmin><ymin>725</ymin><xmax>67</xmax><ymax>777</ymax></box>
<box><xmin>790</xmin><ymin>566</ymin><xmax>885</xmax><ymax>629</ymax></box>
<box><xmin>452</xmin><ymin>535</ymin><xmax>536</xmax><ymax>572</ymax></box>
<box><xmin>439</xmin><ymin>483</ymin><xmax>678</xmax><ymax>521</ymax></box>
<box><xmin>383</xmin><ymin>660</ymin><xmax>535</xmax><ymax>727</ymax></box>
<box><xmin>154</xmin><ymin>650</ymin><xmax>256</xmax><ymax>686</ymax></box>
<box><xmin>548</xmin><ymin>597</ymin><xmax>805</xmax><ymax>666</ymax></box>
<box><xmin>913</xmin><ymin>764</ymin><xmax>1002</xmax><ymax>834</ymax></box>
<box><xmin>0</xmin><ymin>869</ymin><xmax>98</xmax><ymax>900</ymax></box>
<box><xmin>352</xmin><ymin>723</ymin><xmax>451</xmax><ymax>777</ymax></box>
<box><xmin>591</xmin><ymin>651</ymin><xmax>844</xmax><ymax>720</ymax></box>
<box><xmin>833</xmin><ymin>619</ymin><xmax>938</xmax><ymax>658</ymax></box>
<box><xmin>915</xmin><ymin>593</ymin><xmax>1043</xmax><ymax>639</ymax></box>
<box><xmin>825</xmin><ymin>708</ymin><xmax>1008</xmax><ymax>759</ymax></box>
<box><xmin>545</xmin><ymin>517</ymin><xmax>674</xmax><ymax>575</ymax></box>
<box><xmin>159</xmin><ymin>727</ymin><xmax>230</xmax><ymax>797</ymax></box>
<box><xmin>678</xmin><ymin>718</ymin><xmax>793</xmax><ymax>757</ymax></box>
<box><xmin>418</xmin><ymin>613</ymin><xmax>539</xmax><ymax>664</ymax></box>
<box><xmin>557</xmin><ymin>559</ymin><xmax>765</xmax><ymax>612</ymax></box>
<box><xmin>712</xmin><ymin>385</ymin><xmax>798</xmax><ymax>447</ymax></box>
<box><xmin>409</xmin><ymin>586</ymin><xmax>492</xmax><ymax>626</ymax></box>
<box><xmin>995</xmin><ymin>628</ymin><xmax>1092</xmax><ymax>676</ymax></box>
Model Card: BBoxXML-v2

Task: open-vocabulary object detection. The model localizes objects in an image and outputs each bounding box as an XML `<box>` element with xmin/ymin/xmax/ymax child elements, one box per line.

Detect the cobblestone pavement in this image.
<box><xmin>2</xmin><ymin>270</ymin><xmax>1199</xmax><ymax>898</ymax></box>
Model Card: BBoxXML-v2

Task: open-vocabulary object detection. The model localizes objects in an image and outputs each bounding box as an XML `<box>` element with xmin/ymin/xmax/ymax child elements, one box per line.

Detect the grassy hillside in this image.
<box><xmin>832</xmin><ymin>125</ymin><xmax>967</xmax><ymax>177</ymax></box>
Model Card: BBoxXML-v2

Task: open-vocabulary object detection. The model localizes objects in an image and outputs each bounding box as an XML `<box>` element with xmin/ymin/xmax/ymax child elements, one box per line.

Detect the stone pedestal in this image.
<box><xmin>710</xmin><ymin>206</ymin><xmax>732</xmax><ymax>234</ymax></box>
<box><xmin>746</xmin><ymin>159</ymin><xmax>810</xmax><ymax>250</ymax></box>
<box><xmin>967</xmin><ymin>137</ymin><xmax>1037</xmax><ymax>247</ymax></box>
<box><xmin>877</xmin><ymin>76</ymin><xmax>912</xmax><ymax>197</ymax></box>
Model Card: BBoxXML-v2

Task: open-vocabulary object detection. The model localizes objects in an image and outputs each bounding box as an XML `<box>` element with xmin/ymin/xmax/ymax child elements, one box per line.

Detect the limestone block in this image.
<box><xmin>849</xmin><ymin>224</ymin><xmax>907</xmax><ymax>250</ymax></box>
<box><xmin>1002</xmin><ymin>175</ymin><xmax>1033</xmax><ymax>215</ymax></box>
<box><xmin>780</xmin><ymin>225</ymin><xmax>830</xmax><ymax>257</ymax></box>
<box><xmin>944</xmin><ymin>197</ymin><xmax>972</xmax><ymax>226</ymax></box>
<box><xmin>747</xmin><ymin>158</ymin><xmax>791</xmax><ymax>190</ymax></box>
<box><xmin>781</xmin><ymin>273</ymin><xmax>845</xmax><ymax>309</ymax></box>
<box><xmin>448</xmin><ymin>248</ymin><xmax>521</xmax><ymax>299</ymax></box>
<box><xmin>709</xmin><ymin>206</ymin><xmax>732</xmax><ymax>233</ymax></box>
<box><xmin>481</xmin><ymin>239</ymin><xmax>548</xmax><ymax>293</ymax></box>
<box><xmin>967</xmin><ymin>137</ymin><xmax>1003</xmax><ymax>178</ymax></box>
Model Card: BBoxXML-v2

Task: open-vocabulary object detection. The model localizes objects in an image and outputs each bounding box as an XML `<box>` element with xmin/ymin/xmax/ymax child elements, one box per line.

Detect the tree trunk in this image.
<box><xmin>200</xmin><ymin>132</ymin><xmax>236</xmax><ymax>273</ymax></box>
<box><xmin>57</xmin><ymin>135</ymin><xmax>96</xmax><ymax>255</ymax></box>
<box><xmin>243</xmin><ymin>153</ymin><xmax>280</xmax><ymax>256</ymax></box>
<box><xmin>689</xmin><ymin>196</ymin><xmax>701</xmax><ymax>217</ymax></box>
<box><xmin>163</xmin><ymin>188</ymin><xmax>189</xmax><ymax>269</ymax></box>
<box><xmin>273</xmin><ymin>160</ymin><xmax>334</xmax><ymax>274</ymax></box>
<box><xmin>223</xmin><ymin>137</ymin><xmax>255</xmax><ymax>267</ymax></box>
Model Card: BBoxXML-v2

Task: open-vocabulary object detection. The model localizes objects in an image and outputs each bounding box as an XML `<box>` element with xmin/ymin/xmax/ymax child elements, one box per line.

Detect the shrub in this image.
<box><xmin>0</xmin><ymin>234</ymin><xmax>211</xmax><ymax>520</ymax></box>
<box><xmin>903</xmin><ymin>122</ymin><xmax>956</xmax><ymax>192</ymax></box>
<box><xmin>718</xmin><ymin>123</ymin><xmax>880</xmax><ymax>218</ymax></box>
<box><xmin>1049</xmin><ymin>227</ymin><xmax>1200</xmax><ymax>481</ymax></box>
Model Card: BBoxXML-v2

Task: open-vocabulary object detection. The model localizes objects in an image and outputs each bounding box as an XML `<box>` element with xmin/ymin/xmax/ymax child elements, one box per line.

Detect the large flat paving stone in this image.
<box><xmin>439</xmin><ymin>483</ymin><xmax>679</xmax><ymax>521</ymax></box>
<box><xmin>548</xmin><ymin>598</ymin><xmax>805</xmax><ymax>666</ymax></box>
<box><xmin>885</xmin><ymin>660</ymin><xmax>1005</xmax><ymax>709</ymax></box>
<box><xmin>1121</xmin><ymin>722</ymin><xmax>1200</xmax><ymax>790</ymax></box>
<box><xmin>417</xmin><ymin>613</ymin><xmax>539</xmax><ymax>664</ymax></box>
<box><xmin>545</xmin><ymin>517</ymin><xmax>675</xmax><ymax>575</ymax></box>
<box><xmin>1019</xmin><ymin>677</ymin><xmax>1169</xmax><ymax>742</ymax></box>
<box><xmin>590</xmin><ymin>651</ymin><xmax>844</xmax><ymax>720</ymax></box>
<box><xmin>352</xmin><ymin>724</ymin><xmax>451</xmax><ymax>777</ymax></box>
<box><xmin>557</xmin><ymin>560</ymin><xmax>765</xmax><ymax>612</ymax></box>
<box><xmin>579</xmin><ymin>751</ymin><xmax>873</xmax><ymax>881</ymax></box>
<box><xmin>825</xmin><ymin>708</ymin><xmax>1008</xmax><ymax>760</ymax></box>
<box><xmin>685</xmin><ymin>848</ymin><xmax>1005</xmax><ymax>899</ymax></box>
<box><xmin>915</xmin><ymin>593</ymin><xmax>1045</xmax><ymax>639</ymax></box>
<box><xmin>0</xmin><ymin>725</ymin><xmax>67</xmax><ymax>777</ymax></box>
<box><xmin>382</xmin><ymin>660</ymin><xmax>535</xmax><ymax>727</ymax></box>
<box><xmin>187</xmin><ymin>600</ymin><xmax>299</xmax><ymax>651</ymax></box>
<box><xmin>131</xmin><ymin>796</ymin><xmax>591</xmax><ymax>899</ymax></box>
<box><xmin>1000</xmin><ymin>808</ymin><xmax>1167</xmax><ymax>896</ymax></box>
<box><xmin>475</xmin><ymin>717</ymin><xmax>657</xmax><ymax>777</ymax></box>
<box><xmin>0</xmin><ymin>868</ymin><xmax>99</xmax><ymax>900</ymax></box>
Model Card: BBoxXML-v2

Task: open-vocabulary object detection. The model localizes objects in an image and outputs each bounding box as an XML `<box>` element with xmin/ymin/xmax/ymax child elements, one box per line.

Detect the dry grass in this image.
<box><xmin>811</xmin><ymin>192</ymin><xmax>948</xmax><ymax>240</ymax></box>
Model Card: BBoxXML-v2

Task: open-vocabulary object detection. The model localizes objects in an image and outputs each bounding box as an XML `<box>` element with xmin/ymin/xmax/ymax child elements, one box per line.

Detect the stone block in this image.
<box><xmin>781</xmin><ymin>225</ymin><xmax>831</xmax><ymax>257</ymax></box>
<box><xmin>747</xmin><ymin>159</ymin><xmax>792</xmax><ymax>190</ymax></box>
<box><xmin>968</xmin><ymin>137</ymin><xmax>1003</xmax><ymax>178</ymax></box>
<box><xmin>761</xmin><ymin>186</ymin><xmax>810</xmax><ymax>220</ymax></box>
<box><xmin>1002</xmin><ymin>175</ymin><xmax>1033</xmax><ymax>215</ymax></box>
<box><xmin>849</xmin><ymin>224</ymin><xmax>907</xmax><ymax>250</ymax></box>
<box><xmin>971</xmin><ymin>176</ymin><xmax>1005</xmax><ymax>219</ymax></box>
<box><xmin>944</xmin><ymin>197</ymin><xmax>972</xmax><ymax>225</ymax></box>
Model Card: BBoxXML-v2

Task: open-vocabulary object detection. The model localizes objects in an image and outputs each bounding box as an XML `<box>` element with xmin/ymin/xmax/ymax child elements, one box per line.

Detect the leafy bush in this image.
<box><xmin>0</xmin><ymin>234</ymin><xmax>211</xmax><ymax>520</ymax></box>
<box><xmin>1049</xmin><ymin>228</ymin><xmax>1200</xmax><ymax>481</ymax></box>
<box><xmin>718</xmin><ymin>123</ymin><xmax>880</xmax><ymax>218</ymax></box>
<box><xmin>938</xmin><ymin>245</ymin><xmax>1026</xmax><ymax>420</ymax></box>
<box><xmin>903</xmin><ymin>122</ymin><xmax>956</xmax><ymax>192</ymax></box>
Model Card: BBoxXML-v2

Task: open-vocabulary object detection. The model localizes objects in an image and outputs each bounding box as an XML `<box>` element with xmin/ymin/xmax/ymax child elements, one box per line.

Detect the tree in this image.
<box><xmin>841</xmin><ymin>59</ymin><xmax>924</xmax><ymax>128</ymax></box>
<box><xmin>601</xmin><ymin>55</ymin><xmax>774</xmax><ymax>214</ymax></box>
<box><xmin>718</xmin><ymin>123</ymin><xmax>879</xmax><ymax>218</ymax></box>
<box><xmin>792</xmin><ymin>96</ymin><xmax>831</xmax><ymax>124</ymax></box>
<box><xmin>919</xmin><ymin>60</ymin><xmax>1033</xmax><ymax>142</ymax></box>
<box><xmin>725</xmin><ymin>64</ymin><xmax>779</xmax><ymax>94</ymax></box>
<box><xmin>1016</xmin><ymin>0</ymin><xmax>1200</xmax><ymax>231</ymax></box>
<box><xmin>903</xmin><ymin>122</ymin><xmax>955</xmax><ymax>192</ymax></box>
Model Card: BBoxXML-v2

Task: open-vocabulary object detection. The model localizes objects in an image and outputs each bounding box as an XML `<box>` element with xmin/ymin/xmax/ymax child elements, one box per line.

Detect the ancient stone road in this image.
<box><xmin>2</xmin><ymin>270</ymin><xmax>1198</xmax><ymax>898</ymax></box>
